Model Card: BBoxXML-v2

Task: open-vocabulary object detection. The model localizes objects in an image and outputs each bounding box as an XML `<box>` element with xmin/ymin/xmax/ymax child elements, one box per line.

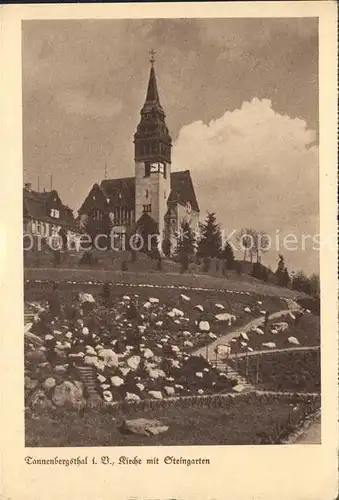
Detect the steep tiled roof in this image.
<box><xmin>167</xmin><ymin>170</ymin><xmax>199</xmax><ymax>212</ymax></box>
<box><xmin>23</xmin><ymin>189</ymin><xmax>76</xmax><ymax>227</ymax></box>
<box><xmin>97</xmin><ymin>170</ymin><xmax>199</xmax><ymax>213</ymax></box>
<box><xmin>100</xmin><ymin>177</ymin><xmax>135</xmax><ymax>210</ymax></box>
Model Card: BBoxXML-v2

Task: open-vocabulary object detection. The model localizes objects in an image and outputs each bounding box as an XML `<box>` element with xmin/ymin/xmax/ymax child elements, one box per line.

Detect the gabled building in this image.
<box><xmin>78</xmin><ymin>56</ymin><xmax>200</xmax><ymax>253</ymax></box>
<box><xmin>23</xmin><ymin>183</ymin><xmax>79</xmax><ymax>244</ymax></box>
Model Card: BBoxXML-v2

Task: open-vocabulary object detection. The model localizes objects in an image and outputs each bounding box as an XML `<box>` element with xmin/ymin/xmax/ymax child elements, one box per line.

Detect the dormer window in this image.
<box><xmin>50</xmin><ymin>209</ymin><xmax>60</xmax><ymax>219</ymax></box>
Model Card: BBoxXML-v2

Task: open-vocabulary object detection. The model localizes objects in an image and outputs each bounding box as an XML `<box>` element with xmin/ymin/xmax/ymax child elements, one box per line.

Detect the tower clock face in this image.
<box><xmin>150</xmin><ymin>162</ymin><xmax>165</xmax><ymax>174</ymax></box>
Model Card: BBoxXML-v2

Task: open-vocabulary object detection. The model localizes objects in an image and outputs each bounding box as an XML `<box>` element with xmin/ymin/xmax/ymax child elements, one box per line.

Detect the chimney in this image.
<box><xmin>24</xmin><ymin>182</ymin><xmax>32</xmax><ymax>192</ymax></box>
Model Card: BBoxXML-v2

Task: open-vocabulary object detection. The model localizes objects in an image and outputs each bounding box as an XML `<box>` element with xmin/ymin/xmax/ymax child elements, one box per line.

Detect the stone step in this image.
<box><xmin>75</xmin><ymin>366</ymin><xmax>99</xmax><ymax>396</ymax></box>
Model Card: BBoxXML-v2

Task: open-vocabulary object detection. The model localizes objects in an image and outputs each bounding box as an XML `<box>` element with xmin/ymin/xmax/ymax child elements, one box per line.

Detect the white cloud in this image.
<box><xmin>172</xmin><ymin>98</ymin><xmax>319</xmax><ymax>274</ymax></box>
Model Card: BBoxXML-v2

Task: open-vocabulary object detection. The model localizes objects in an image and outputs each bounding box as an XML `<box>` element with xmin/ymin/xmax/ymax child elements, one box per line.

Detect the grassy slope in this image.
<box><xmin>25</xmin><ymin>394</ymin><xmax>319</xmax><ymax>447</ymax></box>
<box><xmin>24</xmin><ymin>266</ymin><xmax>303</xmax><ymax>299</ymax></box>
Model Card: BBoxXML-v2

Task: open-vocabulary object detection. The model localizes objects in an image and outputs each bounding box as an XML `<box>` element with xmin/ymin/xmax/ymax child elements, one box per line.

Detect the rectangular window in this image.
<box><xmin>145</xmin><ymin>162</ymin><xmax>150</xmax><ymax>177</ymax></box>
<box><xmin>142</xmin><ymin>204</ymin><xmax>152</xmax><ymax>213</ymax></box>
<box><xmin>50</xmin><ymin>208</ymin><xmax>60</xmax><ymax>219</ymax></box>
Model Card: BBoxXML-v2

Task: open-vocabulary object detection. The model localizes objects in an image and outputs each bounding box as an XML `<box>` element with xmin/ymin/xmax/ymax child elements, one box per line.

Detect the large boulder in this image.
<box><xmin>120</xmin><ymin>418</ymin><xmax>169</xmax><ymax>436</ymax></box>
<box><xmin>52</xmin><ymin>381</ymin><xmax>85</xmax><ymax>410</ymax></box>
<box><xmin>98</xmin><ymin>349</ymin><xmax>118</xmax><ymax>368</ymax></box>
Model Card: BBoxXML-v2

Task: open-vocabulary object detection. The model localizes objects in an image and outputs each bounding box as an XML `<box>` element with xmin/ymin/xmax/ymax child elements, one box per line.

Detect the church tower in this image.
<box><xmin>134</xmin><ymin>51</ymin><xmax>172</xmax><ymax>248</ymax></box>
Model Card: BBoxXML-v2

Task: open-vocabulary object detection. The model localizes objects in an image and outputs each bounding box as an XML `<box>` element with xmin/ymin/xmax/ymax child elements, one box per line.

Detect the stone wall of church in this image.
<box><xmin>135</xmin><ymin>160</ymin><xmax>171</xmax><ymax>241</ymax></box>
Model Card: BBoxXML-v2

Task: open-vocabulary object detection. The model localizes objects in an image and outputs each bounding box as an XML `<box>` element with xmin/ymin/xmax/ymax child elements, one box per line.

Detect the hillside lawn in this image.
<box><xmin>25</xmin><ymin>393</ymin><xmax>320</xmax><ymax>447</ymax></box>
<box><xmin>24</xmin><ymin>266</ymin><xmax>304</xmax><ymax>300</ymax></box>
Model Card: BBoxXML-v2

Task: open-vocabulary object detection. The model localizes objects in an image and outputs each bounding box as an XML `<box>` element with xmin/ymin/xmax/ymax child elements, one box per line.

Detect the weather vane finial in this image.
<box><xmin>149</xmin><ymin>49</ymin><xmax>156</xmax><ymax>67</ymax></box>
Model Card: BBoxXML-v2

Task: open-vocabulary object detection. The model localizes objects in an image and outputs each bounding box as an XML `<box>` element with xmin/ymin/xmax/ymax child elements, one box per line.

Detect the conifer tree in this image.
<box><xmin>197</xmin><ymin>212</ymin><xmax>222</xmax><ymax>259</ymax></box>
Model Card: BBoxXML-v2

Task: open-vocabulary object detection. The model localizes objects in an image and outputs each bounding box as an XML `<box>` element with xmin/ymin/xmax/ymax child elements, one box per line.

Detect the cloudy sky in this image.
<box><xmin>22</xmin><ymin>18</ymin><xmax>319</xmax><ymax>275</ymax></box>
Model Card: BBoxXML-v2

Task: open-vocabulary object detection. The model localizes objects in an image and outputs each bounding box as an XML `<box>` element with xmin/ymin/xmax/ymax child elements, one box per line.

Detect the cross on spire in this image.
<box><xmin>149</xmin><ymin>49</ymin><xmax>156</xmax><ymax>66</ymax></box>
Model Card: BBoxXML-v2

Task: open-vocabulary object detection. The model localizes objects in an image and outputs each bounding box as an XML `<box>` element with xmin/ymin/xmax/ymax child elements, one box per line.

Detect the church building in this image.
<box><xmin>78</xmin><ymin>53</ymin><xmax>200</xmax><ymax>253</ymax></box>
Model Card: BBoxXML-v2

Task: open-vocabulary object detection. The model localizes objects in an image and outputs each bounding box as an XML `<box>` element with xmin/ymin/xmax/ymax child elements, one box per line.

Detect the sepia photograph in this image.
<box><xmin>22</xmin><ymin>16</ymin><xmax>323</xmax><ymax>448</ymax></box>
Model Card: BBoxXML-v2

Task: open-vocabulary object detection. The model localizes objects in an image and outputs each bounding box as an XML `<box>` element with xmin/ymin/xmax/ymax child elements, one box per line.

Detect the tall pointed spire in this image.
<box><xmin>134</xmin><ymin>50</ymin><xmax>172</xmax><ymax>164</ymax></box>
<box><xmin>142</xmin><ymin>49</ymin><xmax>164</xmax><ymax>114</ymax></box>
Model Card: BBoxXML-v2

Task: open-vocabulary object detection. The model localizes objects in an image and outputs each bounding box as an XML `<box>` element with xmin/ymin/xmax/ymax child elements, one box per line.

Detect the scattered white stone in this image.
<box><xmin>136</xmin><ymin>383</ymin><xmax>145</xmax><ymax>392</ymax></box>
<box><xmin>271</xmin><ymin>329</ymin><xmax>278</xmax><ymax>335</ymax></box>
<box><xmin>110</xmin><ymin>376</ymin><xmax>124</xmax><ymax>387</ymax></box>
<box><xmin>208</xmin><ymin>332</ymin><xmax>217</xmax><ymax>340</ymax></box>
<box><xmin>288</xmin><ymin>336</ymin><xmax>300</xmax><ymax>345</ymax></box>
<box><xmin>260</xmin><ymin>310</ymin><xmax>266</xmax><ymax>315</ymax></box>
<box><xmin>180</xmin><ymin>294</ymin><xmax>190</xmax><ymax>301</ymax></box>
<box><xmin>171</xmin><ymin>345</ymin><xmax>180</xmax><ymax>353</ymax></box>
<box><xmin>85</xmin><ymin>346</ymin><xmax>96</xmax><ymax>356</ymax></box>
<box><xmin>306</xmin><ymin>309</ymin><xmax>311</xmax><ymax>314</ymax></box>
<box><xmin>247</xmin><ymin>347</ymin><xmax>254</xmax><ymax>352</ymax></box>
<box><xmin>127</xmin><ymin>355</ymin><xmax>141</xmax><ymax>370</ymax></box>
<box><xmin>244</xmin><ymin>307</ymin><xmax>251</xmax><ymax>313</ymax></box>
<box><xmin>79</xmin><ymin>293</ymin><xmax>95</xmax><ymax>303</ymax></box>
<box><xmin>195</xmin><ymin>372</ymin><xmax>203</xmax><ymax>378</ymax></box>
<box><xmin>103</xmin><ymin>390</ymin><xmax>113</xmax><ymax>402</ymax></box>
<box><xmin>155</xmin><ymin>321</ymin><xmax>163</xmax><ymax>326</ymax></box>
<box><xmin>120</xmin><ymin>367</ymin><xmax>131</xmax><ymax>376</ymax></box>
<box><xmin>143</xmin><ymin>348</ymin><xmax>154</xmax><ymax>359</ymax></box>
<box><xmin>148</xmin><ymin>368</ymin><xmax>166</xmax><ymax>379</ymax></box>
<box><xmin>45</xmin><ymin>334</ymin><xmax>54</xmax><ymax>341</ymax></box>
<box><xmin>198</xmin><ymin>320</ymin><xmax>210</xmax><ymax>332</ymax></box>
<box><xmin>215</xmin><ymin>303</ymin><xmax>224</xmax><ymax>309</ymax></box>
<box><xmin>203</xmin><ymin>368</ymin><xmax>209</xmax><ymax>372</ymax></box>
<box><xmin>164</xmin><ymin>386</ymin><xmax>175</xmax><ymax>396</ymax></box>
<box><xmin>262</xmin><ymin>342</ymin><xmax>276</xmax><ymax>349</ymax></box>
<box><xmin>65</xmin><ymin>331</ymin><xmax>73</xmax><ymax>339</ymax></box>
<box><xmin>122</xmin><ymin>295</ymin><xmax>131</xmax><ymax>301</ymax></box>
<box><xmin>125</xmin><ymin>392</ymin><xmax>140</xmax><ymax>401</ymax></box>
<box><xmin>149</xmin><ymin>297</ymin><xmax>159</xmax><ymax>304</ymax></box>
<box><xmin>240</xmin><ymin>341</ymin><xmax>247</xmax><ymax>347</ymax></box>
<box><xmin>143</xmin><ymin>302</ymin><xmax>151</xmax><ymax>309</ymax></box>
<box><xmin>197</xmin><ymin>389</ymin><xmax>204</xmax><ymax>395</ymax></box>
<box><xmin>184</xmin><ymin>340</ymin><xmax>194</xmax><ymax>348</ymax></box>
<box><xmin>148</xmin><ymin>390</ymin><xmax>163</xmax><ymax>400</ymax></box>
<box><xmin>138</xmin><ymin>325</ymin><xmax>147</xmax><ymax>333</ymax></box>
<box><xmin>215</xmin><ymin>312</ymin><xmax>236</xmax><ymax>325</ymax></box>
<box><xmin>97</xmin><ymin>374</ymin><xmax>106</xmax><ymax>383</ymax></box>
<box><xmin>289</xmin><ymin>312</ymin><xmax>296</xmax><ymax>320</ymax></box>
<box><xmin>156</xmin><ymin>343</ymin><xmax>163</xmax><ymax>349</ymax></box>
<box><xmin>183</xmin><ymin>331</ymin><xmax>191</xmax><ymax>338</ymax></box>
<box><xmin>98</xmin><ymin>349</ymin><xmax>119</xmax><ymax>368</ymax></box>
<box><xmin>175</xmin><ymin>384</ymin><xmax>184</xmax><ymax>390</ymax></box>
<box><xmin>195</xmin><ymin>305</ymin><xmax>204</xmax><ymax>312</ymax></box>
<box><xmin>257</xmin><ymin>301</ymin><xmax>263</xmax><ymax>305</ymax></box>
<box><xmin>233</xmin><ymin>384</ymin><xmax>245</xmax><ymax>393</ymax></box>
